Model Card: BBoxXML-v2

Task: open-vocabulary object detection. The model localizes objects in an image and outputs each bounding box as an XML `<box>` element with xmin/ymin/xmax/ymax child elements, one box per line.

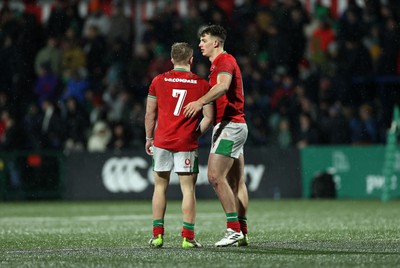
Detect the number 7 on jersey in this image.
<box><xmin>172</xmin><ymin>89</ymin><xmax>187</xmax><ymax>116</ymax></box>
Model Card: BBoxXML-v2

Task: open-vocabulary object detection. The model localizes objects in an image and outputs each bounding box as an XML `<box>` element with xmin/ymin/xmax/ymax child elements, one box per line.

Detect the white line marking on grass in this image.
<box><xmin>0</xmin><ymin>213</ymin><xmax>222</xmax><ymax>223</ymax></box>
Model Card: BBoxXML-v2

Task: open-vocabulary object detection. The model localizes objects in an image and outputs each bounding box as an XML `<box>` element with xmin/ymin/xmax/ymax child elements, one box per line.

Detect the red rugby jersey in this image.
<box><xmin>209</xmin><ymin>52</ymin><xmax>246</xmax><ymax>124</ymax></box>
<box><xmin>148</xmin><ymin>68</ymin><xmax>210</xmax><ymax>151</ymax></box>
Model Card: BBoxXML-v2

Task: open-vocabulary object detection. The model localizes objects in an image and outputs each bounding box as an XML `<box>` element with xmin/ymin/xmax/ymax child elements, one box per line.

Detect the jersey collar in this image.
<box><xmin>173</xmin><ymin>68</ymin><xmax>189</xmax><ymax>72</ymax></box>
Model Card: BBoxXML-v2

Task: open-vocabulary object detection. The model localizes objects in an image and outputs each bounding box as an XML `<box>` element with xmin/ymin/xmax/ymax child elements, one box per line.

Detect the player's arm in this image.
<box><xmin>183</xmin><ymin>73</ymin><xmax>232</xmax><ymax>118</ymax></box>
<box><xmin>196</xmin><ymin>102</ymin><xmax>214</xmax><ymax>138</ymax></box>
<box><xmin>144</xmin><ymin>96</ymin><xmax>157</xmax><ymax>155</ymax></box>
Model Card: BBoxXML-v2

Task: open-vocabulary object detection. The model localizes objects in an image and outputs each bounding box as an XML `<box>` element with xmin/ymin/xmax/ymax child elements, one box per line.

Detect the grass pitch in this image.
<box><xmin>0</xmin><ymin>199</ymin><xmax>399</xmax><ymax>267</ymax></box>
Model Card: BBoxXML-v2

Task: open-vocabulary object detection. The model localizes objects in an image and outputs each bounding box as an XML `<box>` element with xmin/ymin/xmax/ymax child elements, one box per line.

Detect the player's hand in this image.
<box><xmin>183</xmin><ymin>101</ymin><xmax>202</xmax><ymax>118</ymax></box>
<box><xmin>145</xmin><ymin>140</ymin><xmax>154</xmax><ymax>155</ymax></box>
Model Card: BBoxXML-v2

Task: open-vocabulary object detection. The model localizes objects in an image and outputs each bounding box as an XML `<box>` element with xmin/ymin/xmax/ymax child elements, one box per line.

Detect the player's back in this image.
<box><xmin>149</xmin><ymin>69</ymin><xmax>210</xmax><ymax>151</ymax></box>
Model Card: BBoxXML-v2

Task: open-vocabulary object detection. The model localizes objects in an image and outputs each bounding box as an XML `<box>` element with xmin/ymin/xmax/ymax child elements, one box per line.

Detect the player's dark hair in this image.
<box><xmin>199</xmin><ymin>25</ymin><xmax>227</xmax><ymax>43</ymax></box>
<box><xmin>171</xmin><ymin>42</ymin><xmax>193</xmax><ymax>63</ymax></box>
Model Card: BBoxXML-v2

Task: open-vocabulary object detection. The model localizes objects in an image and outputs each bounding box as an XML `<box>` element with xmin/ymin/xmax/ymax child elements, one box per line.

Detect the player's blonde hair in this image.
<box><xmin>171</xmin><ymin>42</ymin><xmax>193</xmax><ymax>64</ymax></box>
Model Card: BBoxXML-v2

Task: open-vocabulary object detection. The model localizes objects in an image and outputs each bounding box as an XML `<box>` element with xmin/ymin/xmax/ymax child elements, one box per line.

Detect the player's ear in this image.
<box><xmin>213</xmin><ymin>38</ymin><xmax>219</xmax><ymax>48</ymax></box>
<box><xmin>189</xmin><ymin>57</ymin><xmax>193</xmax><ymax>65</ymax></box>
<box><xmin>171</xmin><ymin>58</ymin><xmax>175</xmax><ymax>65</ymax></box>
<box><xmin>214</xmin><ymin>37</ymin><xmax>223</xmax><ymax>48</ymax></box>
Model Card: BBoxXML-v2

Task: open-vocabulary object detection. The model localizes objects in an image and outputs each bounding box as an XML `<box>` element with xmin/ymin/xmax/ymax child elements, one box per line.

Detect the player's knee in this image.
<box><xmin>208</xmin><ymin>173</ymin><xmax>218</xmax><ymax>187</ymax></box>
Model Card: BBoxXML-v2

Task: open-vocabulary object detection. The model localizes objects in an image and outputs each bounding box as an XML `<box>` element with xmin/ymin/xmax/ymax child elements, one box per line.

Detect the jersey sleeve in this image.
<box><xmin>216</xmin><ymin>57</ymin><xmax>235</xmax><ymax>76</ymax></box>
<box><xmin>148</xmin><ymin>76</ymin><xmax>158</xmax><ymax>98</ymax></box>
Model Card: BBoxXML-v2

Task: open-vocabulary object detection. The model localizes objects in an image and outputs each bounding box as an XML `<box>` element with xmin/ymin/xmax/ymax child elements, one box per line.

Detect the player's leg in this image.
<box><xmin>152</xmin><ymin>171</ymin><xmax>170</xmax><ymax>221</ymax></box>
<box><xmin>208</xmin><ymin>153</ymin><xmax>244</xmax><ymax>247</ymax></box>
<box><xmin>210</xmin><ymin>122</ymin><xmax>248</xmax><ymax>247</ymax></box>
<box><xmin>179</xmin><ymin>173</ymin><xmax>196</xmax><ymax>229</ymax></box>
<box><xmin>208</xmin><ymin>153</ymin><xmax>236</xmax><ymax>214</ymax></box>
<box><xmin>228</xmin><ymin>153</ymin><xmax>249</xmax><ymax>246</ymax></box>
<box><xmin>149</xmin><ymin>171</ymin><xmax>170</xmax><ymax>247</ymax></box>
<box><xmin>174</xmin><ymin>150</ymin><xmax>202</xmax><ymax>248</ymax></box>
<box><xmin>178</xmin><ymin>172</ymin><xmax>202</xmax><ymax>248</ymax></box>
<box><xmin>149</xmin><ymin>146</ymin><xmax>173</xmax><ymax>248</ymax></box>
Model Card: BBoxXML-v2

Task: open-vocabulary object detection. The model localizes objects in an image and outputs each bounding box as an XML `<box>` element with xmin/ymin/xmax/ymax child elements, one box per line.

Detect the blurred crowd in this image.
<box><xmin>1</xmin><ymin>0</ymin><xmax>400</xmax><ymax>153</ymax></box>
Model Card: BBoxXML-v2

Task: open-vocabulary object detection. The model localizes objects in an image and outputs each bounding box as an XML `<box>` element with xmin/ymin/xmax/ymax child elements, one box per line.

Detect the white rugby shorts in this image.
<box><xmin>210</xmin><ymin>121</ymin><xmax>248</xmax><ymax>159</ymax></box>
<box><xmin>152</xmin><ymin>146</ymin><xmax>199</xmax><ymax>173</ymax></box>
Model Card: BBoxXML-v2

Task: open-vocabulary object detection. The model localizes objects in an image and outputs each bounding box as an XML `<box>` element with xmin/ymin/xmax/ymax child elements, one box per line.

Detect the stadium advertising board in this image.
<box><xmin>301</xmin><ymin>146</ymin><xmax>400</xmax><ymax>199</ymax></box>
<box><xmin>64</xmin><ymin>147</ymin><xmax>301</xmax><ymax>200</ymax></box>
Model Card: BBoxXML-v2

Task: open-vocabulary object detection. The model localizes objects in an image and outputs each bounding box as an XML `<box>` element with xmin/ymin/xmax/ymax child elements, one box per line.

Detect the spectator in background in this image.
<box><xmin>269</xmin><ymin>96</ymin><xmax>293</xmax><ymax>134</ymax></box>
<box><xmin>83</xmin><ymin>24</ymin><xmax>108</xmax><ymax>92</ymax></box>
<box><xmin>107</xmin><ymin>1</ymin><xmax>132</xmax><ymax>46</ymax></box>
<box><xmin>87</xmin><ymin>120</ymin><xmax>112</xmax><ymax>152</ymax></box>
<box><xmin>63</xmin><ymin>97</ymin><xmax>90</xmax><ymax>152</ymax></box>
<box><xmin>106</xmin><ymin>37</ymin><xmax>131</xmax><ymax>84</ymax></box>
<box><xmin>270</xmin><ymin>73</ymin><xmax>295</xmax><ymax>111</ymax></box>
<box><xmin>295</xmin><ymin>112</ymin><xmax>320</xmax><ymax>148</ymax></box>
<box><xmin>323</xmin><ymin>102</ymin><xmax>351</xmax><ymax>144</ymax></box>
<box><xmin>64</xmin><ymin>2</ymin><xmax>84</xmax><ymax>37</ymax></box>
<box><xmin>337</xmin><ymin>36</ymin><xmax>373</xmax><ymax>105</ymax></box>
<box><xmin>0</xmin><ymin>109</ymin><xmax>23</xmax><ymax>190</ymax></box>
<box><xmin>0</xmin><ymin>91</ymin><xmax>16</xmax><ymax>144</ymax></box>
<box><xmin>376</xmin><ymin>16</ymin><xmax>400</xmax><ymax>75</ymax></box>
<box><xmin>308</xmin><ymin>17</ymin><xmax>336</xmax><ymax>68</ymax></box>
<box><xmin>40</xmin><ymin>99</ymin><xmax>64</xmax><ymax>149</ymax></box>
<box><xmin>84</xmin><ymin>89</ymin><xmax>107</xmax><ymax>125</ymax></box>
<box><xmin>151</xmin><ymin>3</ymin><xmax>185</xmax><ymax>47</ymax></box>
<box><xmin>275</xmin><ymin>117</ymin><xmax>293</xmax><ymax>148</ymax></box>
<box><xmin>125</xmin><ymin>101</ymin><xmax>145</xmax><ymax>148</ymax></box>
<box><xmin>317</xmin><ymin>76</ymin><xmax>334</xmax><ymax>103</ymax></box>
<box><xmin>0</xmin><ymin>91</ymin><xmax>12</xmax><ymax>115</ymax></box>
<box><xmin>0</xmin><ymin>109</ymin><xmax>23</xmax><ymax>150</ymax></box>
<box><xmin>231</xmin><ymin>0</ymin><xmax>258</xmax><ymax>53</ymax></box>
<box><xmin>18</xmin><ymin>10</ymin><xmax>43</xmax><ymax>95</ymax></box>
<box><xmin>60</xmin><ymin>68</ymin><xmax>90</xmax><ymax>105</ymax></box>
<box><xmin>363</xmin><ymin>24</ymin><xmax>382</xmax><ymax>73</ymax></box>
<box><xmin>102</xmin><ymin>83</ymin><xmax>125</xmax><ymax>123</ymax></box>
<box><xmin>349</xmin><ymin>103</ymin><xmax>379</xmax><ymax>145</ymax></box>
<box><xmin>0</xmin><ymin>34</ymin><xmax>22</xmax><ymax>97</ymax></box>
<box><xmin>237</xmin><ymin>22</ymin><xmax>262</xmax><ymax>58</ymax></box>
<box><xmin>82</xmin><ymin>3</ymin><xmax>110</xmax><ymax>38</ymax></box>
<box><xmin>281</xmin><ymin>0</ymin><xmax>309</xmax><ymax>76</ymax></box>
<box><xmin>117</xmin><ymin>90</ymin><xmax>135</xmax><ymax>125</ymax></box>
<box><xmin>127</xmin><ymin>44</ymin><xmax>151</xmax><ymax>97</ymax></box>
<box><xmin>108</xmin><ymin>121</ymin><xmax>131</xmax><ymax>152</ymax></box>
<box><xmin>22</xmin><ymin>102</ymin><xmax>43</xmax><ymax>150</ymax></box>
<box><xmin>61</xmin><ymin>31</ymin><xmax>87</xmax><ymax>73</ymax></box>
<box><xmin>33</xmin><ymin>62</ymin><xmax>60</xmax><ymax>106</ymax></box>
<box><xmin>0</xmin><ymin>4</ymin><xmax>21</xmax><ymax>43</ymax></box>
<box><xmin>45</xmin><ymin>0</ymin><xmax>70</xmax><ymax>38</ymax></box>
<box><xmin>337</xmin><ymin>5</ymin><xmax>365</xmax><ymax>45</ymax></box>
<box><xmin>2</xmin><ymin>5</ymin><xmax>41</xmax><ymax>108</ymax></box>
<box><xmin>182</xmin><ymin>5</ymin><xmax>206</xmax><ymax>49</ymax></box>
<box><xmin>297</xmin><ymin>59</ymin><xmax>319</xmax><ymax>103</ymax></box>
<box><xmin>34</xmin><ymin>36</ymin><xmax>62</xmax><ymax>76</ymax></box>
<box><xmin>265</xmin><ymin>22</ymin><xmax>290</xmax><ymax>73</ymax></box>
<box><xmin>247</xmin><ymin>114</ymin><xmax>269</xmax><ymax>145</ymax></box>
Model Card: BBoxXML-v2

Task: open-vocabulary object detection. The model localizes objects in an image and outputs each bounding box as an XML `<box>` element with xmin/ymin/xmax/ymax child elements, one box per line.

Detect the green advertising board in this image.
<box><xmin>301</xmin><ymin>146</ymin><xmax>400</xmax><ymax>199</ymax></box>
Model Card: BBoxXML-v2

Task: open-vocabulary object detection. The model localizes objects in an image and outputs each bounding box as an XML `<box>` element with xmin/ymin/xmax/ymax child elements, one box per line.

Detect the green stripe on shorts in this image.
<box><xmin>193</xmin><ymin>156</ymin><xmax>199</xmax><ymax>173</ymax></box>
<box><xmin>215</xmin><ymin>139</ymin><xmax>234</xmax><ymax>156</ymax></box>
